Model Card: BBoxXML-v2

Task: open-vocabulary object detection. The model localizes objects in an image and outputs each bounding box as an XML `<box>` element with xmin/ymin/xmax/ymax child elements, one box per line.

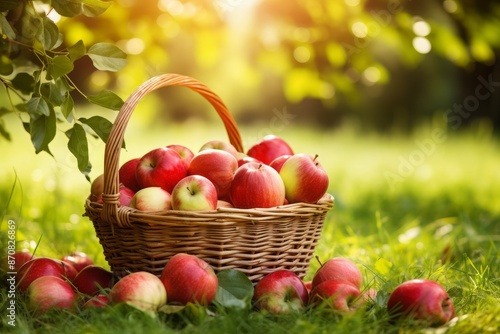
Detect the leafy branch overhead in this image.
<box><xmin>0</xmin><ymin>0</ymin><xmax>127</xmax><ymax>179</ymax></box>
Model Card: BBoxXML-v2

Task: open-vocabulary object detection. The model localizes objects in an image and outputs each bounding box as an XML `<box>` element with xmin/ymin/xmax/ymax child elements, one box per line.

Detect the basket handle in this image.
<box><xmin>101</xmin><ymin>73</ymin><xmax>243</xmax><ymax>226</ymax></box>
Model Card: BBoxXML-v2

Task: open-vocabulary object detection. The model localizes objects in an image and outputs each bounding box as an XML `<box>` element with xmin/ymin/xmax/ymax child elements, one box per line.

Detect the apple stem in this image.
<box><xmin>315</xmin><ymin>255</ymin><xmax>324</xmax><ymax>267</ymax></box>
<box><xmin>186</xmin><ymin>186</ymin><xmax>195</xmax><ymax>195</ymax></box>
<box><xmin>313</xmin><ymin>154</ymin><xmax>320</xmax><ymax>166</ymax></box>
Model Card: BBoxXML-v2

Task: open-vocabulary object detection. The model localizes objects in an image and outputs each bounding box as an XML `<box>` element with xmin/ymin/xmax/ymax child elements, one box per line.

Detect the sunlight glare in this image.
<box><xmin>413</xmin><ymin>37</ymin><xmax>432</xmax><ymax>54</ymax></box>
<box><xmin>345</xmin><ymin>0</ymin><xmax>361</xmax><ymax>6</ymax></box>
<box><xmin>363</xmin><ymin>67</ymin><xmax>381</xmax><ymax>85</ymax></box>
<box><xmin>125</xmin><ymin>37</ymin><xmax>146</xmax><ymax>55</ymax></box>
<box><xmin>413</xmin><ymin>20</ymin><xmax>431</xmax><ymax>37</ymax></box>
<box><xmin>293</xmin><ymin>46</ymin><xmax>311</xmax><ymax>63</ymax></box>
<box><xmin>352</xmin><ymin>21</ymin><xmax>368</xmax><ymax>38</ymax></box>
<box><xmin>443</xmin><ymin>0</ymin><xmax>458</xmax><ymax>13</ymax></box>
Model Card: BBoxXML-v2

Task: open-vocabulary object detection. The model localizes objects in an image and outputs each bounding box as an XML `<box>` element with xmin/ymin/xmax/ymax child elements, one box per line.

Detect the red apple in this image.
<box><xmin>187</xmin><ymin>149</ymin><xmax>238</xmax><ymax>199</ymax></box>
<box><xmin>312</xmin><ymin>257</ymin><xmax>363</xmax><ymax>290</ymax></box>
<box><xmin>171</xmin><ymin>175</ymin><xmax>218</xmax><ymax>211</ymax></box>
<box><xmin>130</xmin><ymin>186</ymin><xmax>171</xmax><ymax>211</ymax></box>
<box><xmin>61</xmin><ymin>251</ymin><xmax>93</xmax><ymax>272</ymax></box>
<box><xmin>119</xmin><ymin>158</ymin><xmax>141</xmax><ymax>192</ymax></box>
<box><xmin>73</xmin><ymin>265</ymin><xmax>114</xmax><ymax>296</ymax></box>
<box><xmin>199</xmin><ymin>140</ymin><xmax>239</xmax><ymax>160</ymax></box>
<box><xmin>230</xmin><ymin>162</ymin><xmax>285</xmax><ymax>209</ymax></box>
<box><xmin>2</xmin><ymin>250</ymin><xmax>34</xmax><ymax>272</ymax></box>
<box><xmin>160</xmin><ymin>253</ymin><xmax>218</xmax><ymax>306</ymax></box>
<box><xmin>217</xmin><ymin>200</ymin><xmax>234</xmax><ymax>208</ymax></box>
<box><xmin>253</xmin><ymin>270</ymin><xmax>309</xmax><ymax>314</ymax></box>
<box><xmin>17</xmin><ymin>257</ymin><xmax>77</xmax><ymax>292</ymax></box>
<box><xmin>303</xmin><ymin>280</ymin><xmax>312</xmax><ymax>294</ymax></box>
<box><xmin>269</xmin><ymin>154</ymin><xmax>292</xmax><ymax>173</ymax></box>
<box><xmin>167</xmin><ymin>144</ymin><xmax>195</xmax><ymax>169</ymax></box>
<box><xmin>135</xmin><ymin>147</ymin><xmax>187</xmax><ymax>193</ymax></box>
<box><xmin>247</xmin><ymin>135</ymin><xmax>294</xmax><ymax>165</ymax></box>
<box><xmin>27</xmin><ymin>276</ymin><xmax>77</xmax><ymax>315</ymax></box>
<box><xmin>309</xmin><ymin>279</ymin><xmax>362</xmax><ymax>314</ymax></box>
<box><xmin>279</xmin><ymin>153</ymin><xmax>329</xmax><ymax>204</ymax></box>
<box><xmin>90</xmin><ymin>174</ymin><xmax>104</xmax><ymax>202</ymax></box>
<box><xmin>83</xmin><ymin>294</ymin><xmax>110</xmax><ymax>309</ymax></box>
<box><xmin>387</xmin><ymin>279</ymin><xmax>455</xmax><ymax>327</ymax></box>
<box><xmin>110</xmin><ymin>271</ymin><xmax>167</xmax><ymax>314</ymax></box>
<box><xmin>237</xmin><ymin>154</ymin><xmax>261</xmax><ymax>167</ymax></box>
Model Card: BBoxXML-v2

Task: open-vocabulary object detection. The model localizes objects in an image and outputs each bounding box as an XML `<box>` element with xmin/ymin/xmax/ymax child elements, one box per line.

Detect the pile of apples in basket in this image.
<box><xmin>89</xmin><ymin>134</ymin><xmax>330</xmax><ymax>210</ymax></box>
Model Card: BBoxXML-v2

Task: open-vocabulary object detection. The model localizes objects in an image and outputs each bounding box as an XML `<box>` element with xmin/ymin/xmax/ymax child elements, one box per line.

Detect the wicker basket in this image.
<box><xmin>84</xmin><ymin>73</ymin><xmax>334</xmax><ymax>284</ymax></box>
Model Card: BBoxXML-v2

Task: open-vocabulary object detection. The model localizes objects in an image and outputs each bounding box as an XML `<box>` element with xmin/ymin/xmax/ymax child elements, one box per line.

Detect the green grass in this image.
<box><xmin>1</xmin><ymin>118</ymin><xmax>499</xmax><ymax>333</ymax></box>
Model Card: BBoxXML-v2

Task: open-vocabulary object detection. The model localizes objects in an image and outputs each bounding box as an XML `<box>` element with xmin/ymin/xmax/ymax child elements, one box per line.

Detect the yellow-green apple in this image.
<box><xmin>253</xmin><ymin>270</ymin><xmax>309</xmax><ymax>314</ymax></box>
<box><xmin>2</xmin><ymin>249</ymin><xmax>34</xmax><ymax>272</ymax></box>
<box><xmin>199</xmin><ymin>140</ymin><xmax>239</xmax><ymax>160</ymax></box>
<box><xmin>135</xmin><ymin>147</ymin><xmax>187</xmax><ymax>193</ymax></box>
<box><xmin>118</xmin><ymin>158</ymin><xmax>141</xmax><ymax>192</ymax></box>
<box><xmin>187</xmin><ymin>149</ymin><xmax>238</xmax><ymax>200</ymax></box>
<box><xmin>279</xmin><ymin>153</ymin><xmax>329</xmax><ymax>204</ymax></box>
<box><xmin>230</xmin><ymin>162</ymin><xmax>285</xmax><ymax>209</ymax></box>
<box><xmin>309</xmin><ymin>279</ymin><xmax>362</xmax><ymax>314</ymax></box>
<box><xmin>83</xmin><ymin>294</ymin><xmax>110</xmax><ymax>309</ymax></box>
<box><xmin>246</xmin><ymin>135</ymin><xmax>294</xmax><ymax>165</ymax></box>
<box><xmin>160</xmin><ymin>253</ymin><xmax>218</xmax><ymax>306</ymax></box>
<box><xmin>90</xmin><ymin>174</ymin><xmax>104</xmax><ymax>202</ymax></box>
<box><xmin>61</xmin><ymin>251</ymin><xmax>93</xmax><ymax>272</ymax></box>
<box><xmin>17</xmin><ymin>257</ymin><xmax>77</xmax><ymax>292</ymax></box>
<box><xmin>167</xmin><ymin>144</ymin><xmax>194</xmax><ymax>169</ymax></box>
<box><xmin>387</xmin><ymin>279</ymin><xmax>455</xmax><ymax>327</ymax></box>
<box><xmin>171</xmin><ymin>175</ymin><xmax>218</xmax><ymax>211</ymax></box>
<box><xmin>110</xmin><ymin>271</ymin><xmax>167</xmax><ymax>314</ymax></box>
<box><xmin>27</xmin><ymin>276</ymin><xmax>77</xmax><ymax>315</ymax></box>
<box><xmin>269</xmin><ymin>154</ymin><xmax>292</xmax><ymax>172</ymax></box>
<box><xmin>73</xmin><ymin>265</ymin><xmax>114</xmax><ymax>296</ymax></box>
<box><xmin>130</xmin><ymin>187</ymin><xmax>171</xmax><ymax>211</ymax></box>
<box><xmin>312</xmin><ymin>257</ymin><xmax>363</xmax><ymax>290</ymax></box>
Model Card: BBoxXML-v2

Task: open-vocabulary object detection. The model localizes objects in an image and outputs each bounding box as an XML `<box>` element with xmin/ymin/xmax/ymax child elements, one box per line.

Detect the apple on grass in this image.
<box><xmin>2</xmin><ymin>250</ymin><xmax>34</xmax><ymax>272</ymax></box>
<box><xmin>199</xmin><ymin>140</ymin><xmax>239</xmax><ymax>160</ymax></box>
<box><xmin>130</xmin><ymin>187</ymin><xmax>171</xmax><ymax>211</ymax></box>
<box><xmin>187</xmin><ymin>149</ymin><xmax>238</xmax><ymax>200</ymax></box>
<box><xmin>110</xmin><ymin>271</ymin><xmax>167</xmax><ymax>314</ymax></box>
<box><xmin>247</xmin><ymin>135</ymin><xmax>294</xmax><ymax>165</ymax></box>
<box><xmin>135</xmin><ymin>147</ymin><xmax>187</xmax><ymax>193</ymax></box>
<box><xmin>312</xmin><ymin>257</ymin><xmax>363</xmax><ymax>290</ymax></box>
<box><xmin>73</xmin><ymin>265</ymin><xmax>114</xmax><ymax>296</ymax></box>
<box><xmin>253</xmin><ymin>270</ymin><xmax>309</xmax><ymax>314</ymax></box>
<box><xmin>27</xmin><ymin>276</ymin><xmax>76</xmax><ymax>315</ymax></box>
<box><xmin>387</xmin><ymin>279</ymin><xmax>455</xmax><ymax>327</ymax></box>
<box><xmin>230</xmin><ymin>162</ymin><xmax>285</xmax><ymax>209</ymax></box>
<box><xmin>83</xmin><ymin>294</ymin><xmax>110</xmax><ymax>309</ymax></box>
<box><xmin>17</xmin><ymin>257</ymin><xmax>78</xmax><ymax>292</ymax></box>
<box><xmin>279</xmin><ymin>153</ymin><xmax>329</xmax><ymax>204</ymax></box>
<box><xmin>167</xmin><ymin>144</ymin><xmax>195</xmax><ymax>169</ymax></box>
<box><xmin>171</xmin><ymin>175</ymin><xmax>218</xmax><ymax>211</ymax></box>
<box><xmin>160</xmin><ymin>253</ymin><xmax>218</xmax><ymax>306</ymax></box>
<box><xmin>119</xmin><ymin>158</ymin><xmax>141</xmax><ymax>192</ymax></box>
<box><xmin>309</xmin><ymin>279</ymin><xmax>363</xmax><ymax>314</ymax></box>
<box><xmin>61</xmin><ymin>251</ymin><xmax>93</xmax><ymax>273</ymax></box>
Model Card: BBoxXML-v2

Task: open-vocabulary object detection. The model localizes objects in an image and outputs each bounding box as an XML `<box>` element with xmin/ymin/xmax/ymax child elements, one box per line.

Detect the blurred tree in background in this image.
<box><xmin>1</xmin><ymin>0</ymin><xmax>499</xmax><ymax>173</ymax></box>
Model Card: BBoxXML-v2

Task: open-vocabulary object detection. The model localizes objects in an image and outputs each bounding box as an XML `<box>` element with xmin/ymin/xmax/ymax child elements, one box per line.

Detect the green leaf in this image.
<box><xmin>0</xmin><ymin>14</ymin><xmax>16</xmax><ymax>39</ymax></box>
<box><xmin>0</xmin><ymin>119</ymin><xmax>11</xmax><ymax>141</ymax></box>
<box><xmin>87</xmin><ymin>43</ymin><xmax>127</xmax><ymax>72</ymax></box>
<box><xmin>11</xmin><ymin>73</ymin><xmax>35</xmax><ymax>95</ymax></box>
<box><xmin>36</xmin><ymin>17</ymin><xmax>60</xmax><ymax>50</ymax></box>
<box><xmin>82</xmin><ymin>0</ymin><xmax>113</xmax><ymax>17</ymax></box>
<box><xmin>79</xmin><ymin>116</ymin><xmax>117</xmax><ymax>145</ymax></box>
<box><xmin>52</xmin><ymin>0</ymin><xmax>83</xmax><ymax>17</ymax></box>
<box><xmin>30</xmin><ymin>109</ymin><xmax>56</xmax><ymax>154</ymax></box>
<box><xmin>67</xmin><ymin>123</ymin><xmax>90</xmax><ymax>174</ymax></box>
<box><xmin>27</xmin><ymin>97</ymin><xmax>50</xmax><ymax>117</ymax></box>
<box><xmin>87</xmin><ymin>90</ymin><xmax>124</xmax><ymax>110</ymax></box>
<box><xmin>214</xmin><ymin>269</ymin><xmax>254</xmax><ymax>310</ymax></box>
<box><xmin>48</xmin><ymin>55</ymin><xmax>74</xmax><ymax>80</ymax></box>
<box><xmin>0</xmin><ymin>55</ymin><xmax>14</xmax><ymax>76</ymax></box>
<box><xmin>61</xmin><ymin>93</ymin><xmax>75</xmax><ymax>120</ymax></box>
<box><xmin>68</xmin><ymin>40</ymin><xmax>86</xmax><ymax>61</ymax></box>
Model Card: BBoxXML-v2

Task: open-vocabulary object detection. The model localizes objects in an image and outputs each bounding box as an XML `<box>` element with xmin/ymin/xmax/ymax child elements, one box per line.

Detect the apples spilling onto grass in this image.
<box><xmin>89</xmin><ymin>136</ymin><xmax>331</xmax><ymax>211</ymax></box>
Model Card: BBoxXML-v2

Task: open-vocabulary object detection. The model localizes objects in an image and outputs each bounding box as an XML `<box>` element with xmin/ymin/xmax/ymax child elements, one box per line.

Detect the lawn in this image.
<box><xmin>1</xmin><ymin>117</ymin><xmax>499</xmax><ymax>333</ymax></box>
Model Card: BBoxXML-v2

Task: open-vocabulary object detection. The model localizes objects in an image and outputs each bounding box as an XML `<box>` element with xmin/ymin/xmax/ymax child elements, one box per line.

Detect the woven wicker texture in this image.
<box><xmin>84</xmin><ymin>73</ymin><xmax>334</xmax><ymax>283</ymax></box>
